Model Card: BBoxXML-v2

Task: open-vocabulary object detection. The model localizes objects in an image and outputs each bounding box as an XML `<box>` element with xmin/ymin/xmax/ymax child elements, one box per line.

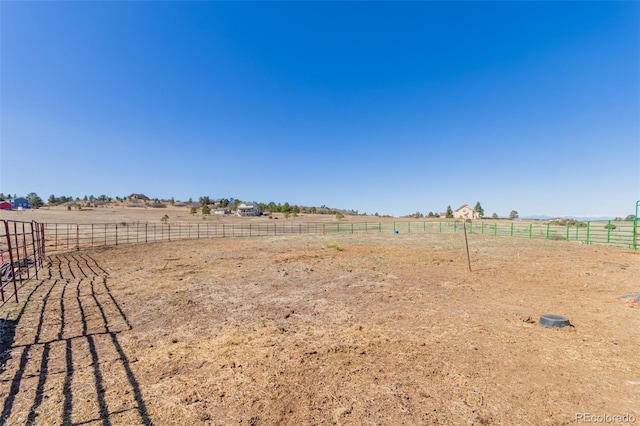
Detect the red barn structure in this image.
<box><xmin>0</xmin><ymin>201</ymin><xmax>11</xmax><ymax>210</ymax></box>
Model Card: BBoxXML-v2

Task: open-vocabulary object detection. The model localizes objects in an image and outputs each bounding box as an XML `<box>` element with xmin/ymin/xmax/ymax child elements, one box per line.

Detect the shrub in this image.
<box><xmin>325</xmin><ymin>242</ymin><xmax>343</xmax><ymax>251</ymax></box>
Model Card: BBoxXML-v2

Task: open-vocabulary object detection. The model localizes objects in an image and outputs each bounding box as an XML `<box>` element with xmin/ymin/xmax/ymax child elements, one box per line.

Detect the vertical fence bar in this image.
<box><xmin>510</xmin><ymin>223</ymin><xmax>514</xmax><ymax>237</ymax></box>
<box><xmin>633</xmin><ymin>219</ymin><xmax>637</xmax><ymax>250</ymax></box>
<box><xmin>546</xmin><ymin>223</ymin><xmax>550</xmax><ymax>240</ymax></box>
<box><xmin>607</xmin><ymin>221</ymin><xmax>611</xmax><ymax>243</ymax></box>
<box><xmin>565</xmin><ymin>223</ymin><xmax>569</xmax><ymax>241</ymax></box>
<box><xmin>586</xmin><ymin>222</ymin><xmax>591</xmax><ymax>245</ymax></box>
<box><xmin>30</xmin><ymin>223</ymin><xmax>38</xmax><ymax>279</ymax></box>
<box><xmin>529</xmin><ymin>223</ymin><xmax>533</xmax><ymax>239</ymax></box>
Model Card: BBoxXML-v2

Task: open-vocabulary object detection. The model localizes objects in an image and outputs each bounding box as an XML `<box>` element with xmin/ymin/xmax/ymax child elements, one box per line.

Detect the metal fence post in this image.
<box><xmin>586</xmin><ymin>222</ymin><xmax>591</xmax><ymax>245</ymax></box>
<box><xmin>633</xmin><ymin>218</ymin><xmax>637</xmax><ymax>250</ymax></box>
<box><xmin>546</xmin><ymin>223</ymin><xmax>550</xmax><ymax>240</ymax></box>
<box><xmin>565</xmin><ymin>223</ymin><xmax>569</xmax><ymax>241</ymax></box>
<box><xmin>529</xmin><ymin>223</ymin><xmax>532</xmax><ymax>239</ymax></box>
<box><xmin>607</xmin><ymin>220</ymin><xmax>611</xmax><ymax>243</ymax></box>
<box><xmin>115</xmin><ymin>223</ymin><xmax>119</xmax><ymax>246</ymax></box>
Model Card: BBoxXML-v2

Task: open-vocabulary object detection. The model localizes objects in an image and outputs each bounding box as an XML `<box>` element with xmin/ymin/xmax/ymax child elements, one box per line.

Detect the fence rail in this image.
<box><xmin>42</xmin><ymin>219</ymin><xmax>638</xmax><ymax>252</ymax></box>
<box><xmin>1</xmin><ymin>220</ymin><xmax>46</xmax><ymax>307</ymax></box>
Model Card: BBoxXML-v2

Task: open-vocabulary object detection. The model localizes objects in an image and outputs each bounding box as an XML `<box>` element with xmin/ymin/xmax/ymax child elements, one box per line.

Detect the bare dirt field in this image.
<box><xmin>0</xmin><ymin>233</ymin><xmax>638</xmax><ymax>425</ymax></box>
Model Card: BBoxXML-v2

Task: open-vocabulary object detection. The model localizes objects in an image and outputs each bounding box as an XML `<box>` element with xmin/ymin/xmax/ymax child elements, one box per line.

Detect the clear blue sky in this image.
<box><xmin>1</xmin><ymin>1</ymin><xmax>638</xmax><ymax>217</ymax></box>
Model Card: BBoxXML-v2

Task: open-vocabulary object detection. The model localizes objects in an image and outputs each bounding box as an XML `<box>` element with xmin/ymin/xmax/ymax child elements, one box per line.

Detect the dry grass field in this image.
<box><xmin>0</xmin><ymin>230</ymin><xmax>638</xmax><ymax>425</ymax></box>
<box><xmin>0</xmin><ymin>205</ymin><xmax>371</xmax><ymax>225</ymax></box>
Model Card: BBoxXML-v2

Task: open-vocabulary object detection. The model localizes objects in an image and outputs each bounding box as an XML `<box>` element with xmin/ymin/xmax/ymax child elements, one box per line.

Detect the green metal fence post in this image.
<box><xmin>494</xmin><ymin>223</ymin><xmax>497</xmax><ymax>236</ymax></box>
<box><xmin>481</xmin><ymin>222</ymin><xmax>484</xmax><ymax>234</ymax></box>
<box><xmin>439</xmin><ymin>222</ymin><xmax>442</xmax><ymax>233</ymax></box>
<box><xmin>454</xmin><ymin>221</ymin><xmax>457</xmax><ymax>232</ymax></box>
<box><xmin>633</xmin><ymin>218</ymin><xmax>637</xmax><ymax>250</ymax></box>
<box><xmin>607</xmin><ymin>220</ymin><xmax>611</xmax><ymax>243</ymax></box>
<box><xmin>565</xmin><ymin>223</ymin><xmax>569</xmax><ymax>241</ymax></box>
<box><xmin>575</xmin><ymin>222</ymin><xmax>579</xmax><ymax>241</ymax></box>
<box><xmin>529</xmin><ymin>223</ymin><xmax>532</xmax><ymax>239</ymax></box>
<box><xmin>546</xmin><ymin>223</ymin><xmax>550</xmax><ymax>240</ymax></box>
<box><xmin>586</xmin><ymin>222</ymin><xmax>590</xmax><ymax>245</ymax></box>
<box><xmin>351</xmin><ymin>223</ymin><xmax>353</xmax><ymax>234</ymax></box>
<box><xmin>510</xmin><ymin>222</ymin><xmax>514</xmax><ymax>237</ymax></box>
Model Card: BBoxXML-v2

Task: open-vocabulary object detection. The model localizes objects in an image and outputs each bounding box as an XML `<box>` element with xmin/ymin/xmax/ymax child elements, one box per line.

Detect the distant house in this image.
<box><xmin>0</xmin><ymin>201</ymin><xmax>11</xmax><ymax>210</ymax></box>
<box><xmin>236</xmin><ymin>202</ymin><xmax>261</xmax><ymax>217</ymax></box>
<box><xmin>214</xmin><ymin>208</ymin><xmax>232</xmax><ymax>215</ymax></box>
<box><xmin>11</xmin><ymin>198</ymin><xmax>29</xmax><ymax>210</ymax></box>
<box><xmin>454</xmin><ymin>204</ymin><xmax>480</xmax><ymax>220</ymax></box>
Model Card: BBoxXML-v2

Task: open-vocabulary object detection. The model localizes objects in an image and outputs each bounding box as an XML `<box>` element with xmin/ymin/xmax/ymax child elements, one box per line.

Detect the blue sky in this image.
<box><xmin>1</xmin><ymin>1</ymin><xmax>638</xmax><ymax>217</ymax></box>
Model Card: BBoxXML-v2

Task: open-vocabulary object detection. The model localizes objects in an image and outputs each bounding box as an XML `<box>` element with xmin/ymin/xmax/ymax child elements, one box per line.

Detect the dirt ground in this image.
<box><xmin>0</xmin><ymin>233</ymin><xmax>638</xmax><ymax>425</ymax></box>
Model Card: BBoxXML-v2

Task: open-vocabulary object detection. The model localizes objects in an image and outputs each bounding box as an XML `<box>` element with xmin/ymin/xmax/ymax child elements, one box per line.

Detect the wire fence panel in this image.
<box><xmin>37</xmin><ymin>218</ymin><xmax>639</xmax><ymax>254</ymax></box>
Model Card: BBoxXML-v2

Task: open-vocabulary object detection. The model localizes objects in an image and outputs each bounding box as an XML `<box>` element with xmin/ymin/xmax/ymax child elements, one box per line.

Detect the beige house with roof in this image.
<box><xmin>454</xmin><ymin>204</ymin><xmax>480</xmax><ymax>220</ymax></box>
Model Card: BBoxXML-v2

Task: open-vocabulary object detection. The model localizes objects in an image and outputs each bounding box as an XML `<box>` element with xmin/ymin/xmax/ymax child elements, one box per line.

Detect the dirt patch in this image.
<box><xmin>0</xmin><ymin>233</ymin><xmax>638</xmax><ymax>425</ymax></box>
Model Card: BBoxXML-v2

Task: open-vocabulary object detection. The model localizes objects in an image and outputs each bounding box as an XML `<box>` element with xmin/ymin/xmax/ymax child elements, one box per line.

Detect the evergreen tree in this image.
<box><xmin>474</xmin><ymin>201</ymin><xmax>484</xmax><ymax>217</ymax></box>
<box><xmin>445</xmin><ymin>205</ymin><xmax>454</xmax><ymax>218</ymax></box>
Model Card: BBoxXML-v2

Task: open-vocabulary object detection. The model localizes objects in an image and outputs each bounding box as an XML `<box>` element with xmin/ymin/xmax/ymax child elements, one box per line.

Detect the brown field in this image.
<box><xmin>0</xmin><ymin>205</ymin><xmax>376</xmax><ymax>225</ymax></box>
<box><xmin>0</xmin><ymin>229</ymin><xmax>639</xmax><ymax>425</ymax></box>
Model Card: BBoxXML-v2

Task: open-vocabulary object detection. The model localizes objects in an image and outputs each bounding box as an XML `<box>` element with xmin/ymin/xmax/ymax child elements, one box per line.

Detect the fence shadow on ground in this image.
<box><xmin>0</xmin><ymin>253</ymin><xmax>153</xmax><ymax>425</ymax></box>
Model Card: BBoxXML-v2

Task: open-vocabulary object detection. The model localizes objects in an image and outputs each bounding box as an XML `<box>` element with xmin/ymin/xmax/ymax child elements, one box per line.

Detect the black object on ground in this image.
<box><xmin>539</xmin><ymin>314</ymin><xmax>572</xmax><ymax>328</ymax></box>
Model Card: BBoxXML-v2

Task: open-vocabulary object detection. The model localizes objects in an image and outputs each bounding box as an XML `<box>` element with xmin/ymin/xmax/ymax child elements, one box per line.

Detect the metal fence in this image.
<box><xmin>44</xmin><ymin>222</ymin><xmax>326</xmax><ymax>252</ymax></box>
<box><xmin>0</xmin><ymin>220</ymin><xmax>46</xmax><ymax>306</ymax></box>
<box><xmin>0</xmin><ymin>218</ymin><xmax>635</xmax><ymax>305</ymax></box>
<box><xmin>43</xmin><ymin>219</ymin><xmax>638</xmax><ymax>252</ymax></box>
<box><xmin>322</xmin><ymin>219</ymin><xmax>638</xmax><ymax>249</ymax></box>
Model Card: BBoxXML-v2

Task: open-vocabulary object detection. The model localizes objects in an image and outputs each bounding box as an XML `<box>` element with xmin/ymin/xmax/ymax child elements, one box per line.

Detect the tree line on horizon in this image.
<box><xmin>3</xmin><ymin>193</ymin><xmax>636</xmax><ymax>221</ymax></box>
